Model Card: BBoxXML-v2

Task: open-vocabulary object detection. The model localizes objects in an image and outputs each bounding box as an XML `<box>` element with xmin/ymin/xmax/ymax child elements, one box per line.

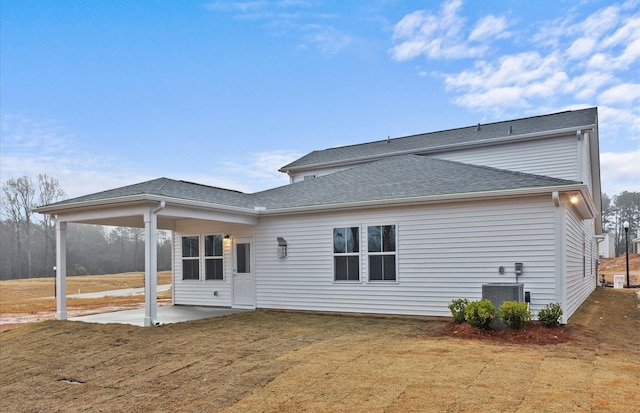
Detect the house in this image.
<box><xmin>598</xmin><ymin>232</ymin><xmax>616</xmax><ymax>259</ymax></box>
<box><xmin>35</xmin><ymin>107</ymin><xmax>602</xmax><ymax>326</ymax></box>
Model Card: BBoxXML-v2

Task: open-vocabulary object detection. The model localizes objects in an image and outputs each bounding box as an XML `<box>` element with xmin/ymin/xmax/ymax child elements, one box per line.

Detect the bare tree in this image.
<box><xmin>37</xmin><ymin>174</ymin><xmax>66</xmax><ymax>274</ymax></box>
<box><xmin>1</xmin><ymin>177</ymin><xmax>35</xmax><ymax>278</ymax></box>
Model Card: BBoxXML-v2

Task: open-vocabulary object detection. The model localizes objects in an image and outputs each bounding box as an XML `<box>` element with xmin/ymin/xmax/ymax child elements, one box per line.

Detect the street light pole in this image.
<box><xmin>623</xmin><ymin>221</ymin><xmax>629</xmax><ymax>288</ymax></box>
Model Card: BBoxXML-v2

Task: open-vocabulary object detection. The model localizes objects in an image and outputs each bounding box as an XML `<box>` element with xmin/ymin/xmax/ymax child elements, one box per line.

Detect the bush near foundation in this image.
<box><xmin>499</xmin><ymin>301</ymin><xmax>531</xmax><ymax>329</ymax></box>
<box><xmin>538</xmin><ymin>303</ymin><xmax>563</xmax><ymax>327</ymax></box>
<box><xmin>464</xmin><ymin>299</ymin><xmax>497</xmax><ymax>330</ymax></box>
<box><xmin>448</xmin><ymin>298</ymin><xmax>470</xmax><ymax>324</ymax></box>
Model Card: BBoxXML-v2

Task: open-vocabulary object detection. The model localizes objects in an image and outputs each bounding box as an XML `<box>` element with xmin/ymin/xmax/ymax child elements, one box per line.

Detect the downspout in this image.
<box><xmin>144</xmin><ymin>201</ymin><xmax>165</xmax><ymax>326</ymax></box>
<box><xmin>594</xmin><ymin>235</ymin><xmax>605</xmax><ymax>287</ymax></box>
<box><xmin>552</xmin><ymin>191</ymin><xmax>567</xmax><ymax>323</ymax></box>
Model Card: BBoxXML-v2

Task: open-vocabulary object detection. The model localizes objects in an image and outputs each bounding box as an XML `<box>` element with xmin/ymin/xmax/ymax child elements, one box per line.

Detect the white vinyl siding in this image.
<box><xmin>289</xmin><ymin>135</ymin><xmax>579</xmax><ymax>185</ymax></box>
<box><xmin>431</xmin><ymin>135</ymin><xmax>579</xmax><ymax>181</ymax></box>
<box><xmin>173</xmin><ymin>221</ymin><xmax>241</xmax><ymax>306</ymax></box>
<box><xmin>563</xmin><ymin>203</ymin><xmax>596</xmax><ymax>321</ymax></box>
<box><xmin>252</xmin><ymin>196</ymin><xmax>557</xmax><ymax>318</ymax></box>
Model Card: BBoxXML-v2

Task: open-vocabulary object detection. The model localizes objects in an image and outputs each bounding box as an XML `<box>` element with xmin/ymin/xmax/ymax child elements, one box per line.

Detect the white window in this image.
<box><xmin>182</xmin><ymin>234</ymin><xmax>225</xmax><ymax>281</ymax></box>
<box><xmin>204</xmin><ymin>235</ymin><xmax>224</xmax><ymax>280</ymax></box>
<box><xmin>333</xmin><ymin>227</ymin><xmax>360</xmax><ymax>281</ymax></box>
<box><xmin>182</xmin><ymin>235</ymin><xmax>200</xmax><ymax>280</ymax></box>
<box><xmin>367</xmin><ymin>225</ymin><xmax>397</xmax><ymax>282</ymax></box>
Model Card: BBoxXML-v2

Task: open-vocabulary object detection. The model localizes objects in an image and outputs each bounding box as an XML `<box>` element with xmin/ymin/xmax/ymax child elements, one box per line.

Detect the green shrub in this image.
<box><xmin>499</xmin><ymin>301</ymin><xmax>531</xmax><ymax>329</ymax></box>
<box><xmin>538</xmin><ymin>303</ymin><xmax>563</xmax><ymax>327</ymax></box>
<box><xmin>464</xmin><ymin>300</ymin><xmax>497</xmax><ymax>330</ymax></box>
<box><xmin>448</xmin><ymin>298</ymin><xmax>470</xmax><ymax>324</ymax></box>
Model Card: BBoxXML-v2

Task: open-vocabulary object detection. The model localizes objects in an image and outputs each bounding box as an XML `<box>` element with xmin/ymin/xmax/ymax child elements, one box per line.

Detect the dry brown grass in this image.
<box><xmin>1</xmin><ymin>287</ymin><xmax>639</xmax><ymax>412</ymax></box>
<box><xmin>0</xmin><ymin>272</ymin><xmax>172</xmax><ymax>324</ymax></box>
<box><xmin>0</xmin><ymin>271</ymin><xmax>171</xmax><ymax>314</ymax></box>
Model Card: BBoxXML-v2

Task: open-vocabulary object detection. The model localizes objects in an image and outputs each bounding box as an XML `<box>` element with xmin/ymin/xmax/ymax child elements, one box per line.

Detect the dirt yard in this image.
<box><xmin>598</xmin><ymin>252</ymin><xmax>640</xmax><ymax>286</ymax></box>
<box><xmin>0</xmin><ymin>272</ymin><xmax>173</xmax><ymax>331</ymax></box>
<box><xmin>1</xmin><ymin>287</ymin><xmax>639</xmax><ymax>412</ymax></box>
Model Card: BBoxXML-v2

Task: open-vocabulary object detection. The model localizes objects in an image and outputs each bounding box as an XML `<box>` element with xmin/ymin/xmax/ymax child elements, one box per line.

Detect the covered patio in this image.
<box><xmin>70</xmin><ymin>306</ymin><xmax>249</xmax><ymax>327</ymax></box>
<box><xmin>34</xmin><ymin>179</ymin><xmax>259</xmax><ymax>327</ymax></box>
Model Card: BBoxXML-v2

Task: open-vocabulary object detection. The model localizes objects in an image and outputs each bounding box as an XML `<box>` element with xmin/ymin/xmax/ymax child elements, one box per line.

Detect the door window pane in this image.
<box><xmin>236</xmin><ymin>243</ymin><xmax>250</xmax><ymax>273</ymax></box>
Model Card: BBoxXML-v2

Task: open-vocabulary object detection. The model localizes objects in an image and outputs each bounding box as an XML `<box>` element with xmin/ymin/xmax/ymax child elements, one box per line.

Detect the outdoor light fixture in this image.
<box><xmin>624</xmin><ymin>221</ymin><xmax>630</xmax><ymax>288</ymax></box>
<box><xmin>569</xmin><ymin>195</ymin><xmax>579</xmax><ymax>204</ymax></box>
<box><xmin>223</xmin><ymin>234</ymin><xmax>230</xmax><ymax>240</ymax></box>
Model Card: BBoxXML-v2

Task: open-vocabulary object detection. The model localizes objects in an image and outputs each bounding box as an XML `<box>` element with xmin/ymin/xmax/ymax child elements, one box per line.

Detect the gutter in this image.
<box><xmin>34</xmin><ymin>194</ymin><xmax>258</xmax><ymax>217</ymax></box>
<box><xmin>34</xmin><ymin>183</ymin><xmax>596</xmax><ymax>220</ymax></box>
<box><xmin>258</xmin><ymin>184</ymin><xmax>591</xmax><ymax>216</ymax></box>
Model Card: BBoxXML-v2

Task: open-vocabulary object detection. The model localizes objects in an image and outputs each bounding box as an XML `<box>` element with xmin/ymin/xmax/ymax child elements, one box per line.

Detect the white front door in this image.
<box><xmin>232</xmin><ymin>238</ymin><xmax>255</xmax><ymax>308</ymax></box>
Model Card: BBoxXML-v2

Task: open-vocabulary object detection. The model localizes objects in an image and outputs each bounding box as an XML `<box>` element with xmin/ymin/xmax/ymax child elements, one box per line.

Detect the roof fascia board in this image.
<box><xmin>260</xmin><ymin>184</ymin><xmax>590</xmax><ymax>216</ymax></box>
<box><xmin>281</xmin><ymin>124</ymin><xmax>596</xmax><ymax>173</ymax></box>
<box><xmin>35</xmin><ymin>194</ymin><xmax>258</xmax><ymax>217</ymax></box>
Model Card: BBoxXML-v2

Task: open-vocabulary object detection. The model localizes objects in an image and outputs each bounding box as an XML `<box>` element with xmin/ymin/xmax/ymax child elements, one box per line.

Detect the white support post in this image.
<box><xmin>144</xmin><ymin>210</ymin><xmax>158</xmax><ymax>326</ymax></box>
<box><xmin>55</xmin><ymin>221</ymin><xmax>67</xmax><ymax>320</ymax></box>
<box><xmin>143</xmin><ymin>202</ymin><xmax>164</xmax><ymax>326</ymax></box>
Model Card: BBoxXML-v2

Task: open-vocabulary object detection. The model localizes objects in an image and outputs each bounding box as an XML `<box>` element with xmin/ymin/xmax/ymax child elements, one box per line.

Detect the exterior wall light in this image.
<box><xmin>569</xmin><ymin>195</ymin><xmax>579</xmax><ymax>204</ymax></box>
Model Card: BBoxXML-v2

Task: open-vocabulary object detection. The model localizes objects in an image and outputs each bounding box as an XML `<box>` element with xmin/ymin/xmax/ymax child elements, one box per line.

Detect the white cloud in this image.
<box><xmin>0</xmin><ymin>115</ymin><xmax>150</xmax><ymax>198</ymax></box>
<box><xmin>390</xmin><ymin>0</ymin><xmax>639</xmax><ymax>197</ymax></box>
<box><xmin>390</xmin><ymin>0</ymin><xmax>505</xmax><ymax>60</ymax></box>
<box><xmin>600</xmin><ymin>149</ymin><xmax>640</xmax><ymax>195</ymax></box>
<box><xmin>220</xmin><ymin>150</ymin><xmax>302</xmax><ymax>192</ymax></box>
<box><xmin>443</xmin><ymin>52</ymin><xmax>567</xmax><ymax>111</ymax></box>
<box><xmin>469</xmin><ymin>15</ymin><xmax>509</xmax><ymax>42</ymax></box>
<box><xmin>205</xmin><ymin>0</ymin><xmax>350</xmax><ymax>56</ymax></box>
<box><xmin>0</xmin><ymin>115</ymin><xmax>303</xmax><ymax>198</ymax></box>
<box><xmin>567</xmin><ymin>37</ymin><xmax>597</xmax><ymax>60</ymax></box>
<box><xmin>599</xmin><ymin>83</ymin><xmax>640</xmax><ymax>106</ymax></box>
<box><xmin>305</xmin><ymin>25</ymin><xmax>352</xmax><ymax>56</ymax></box>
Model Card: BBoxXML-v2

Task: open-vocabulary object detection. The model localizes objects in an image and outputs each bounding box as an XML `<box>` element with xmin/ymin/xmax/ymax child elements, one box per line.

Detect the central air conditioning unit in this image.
<box><xmin>482</xmin><ymin>283</ymin><xmax>525</xmax><ymax>328</ymax></box>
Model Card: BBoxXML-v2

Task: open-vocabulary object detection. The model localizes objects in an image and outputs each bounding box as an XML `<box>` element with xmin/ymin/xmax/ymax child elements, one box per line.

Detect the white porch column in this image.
<box><xmin>143</xmin><ymin>202</ymin><xmax>164</xmax><ymax>326</ymax></box>
<box><xmin>55</xmin><ymin>221</ymin><xmax>67</xmax><ymax>320</ymax></box>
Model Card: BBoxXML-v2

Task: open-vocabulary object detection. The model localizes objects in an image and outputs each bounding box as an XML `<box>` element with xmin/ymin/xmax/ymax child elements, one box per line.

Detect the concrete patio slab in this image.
<box><xmin>70</xmin><ymin>306</ymin><xmax>249</xmax><ymax>327</ymax></box>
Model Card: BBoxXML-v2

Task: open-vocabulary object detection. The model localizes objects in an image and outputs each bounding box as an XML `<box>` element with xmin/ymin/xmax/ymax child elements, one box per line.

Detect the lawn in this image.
<box><xmin>1</xmin><ymin>287</ymin><xmax>638</xmax><ymax>412</ymax></box>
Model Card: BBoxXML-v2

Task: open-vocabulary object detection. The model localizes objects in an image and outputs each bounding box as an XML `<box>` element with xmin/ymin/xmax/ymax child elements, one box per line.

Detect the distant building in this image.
<box><xmin>598</xmin><ymin>232</ymin><xmax>615</xmax><ymax>259</ymax></box>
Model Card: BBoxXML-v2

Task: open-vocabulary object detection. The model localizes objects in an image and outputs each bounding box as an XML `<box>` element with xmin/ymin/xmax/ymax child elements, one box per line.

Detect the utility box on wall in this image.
<box><xmin>277</xmin><ymin>237</ymin><xmax>288</xmax><ymax>258</ymax></box>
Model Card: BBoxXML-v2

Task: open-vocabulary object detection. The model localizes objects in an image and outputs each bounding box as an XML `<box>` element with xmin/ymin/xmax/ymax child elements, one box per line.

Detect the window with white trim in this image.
<box><xmin>333</xmin><ymin>227</ymin><xmax>360</xmax><ymax>281</ymax></box>
<box><xmin>367</xmin><ymin>225</ymin><xmax>397</xmax><ymax>281</ymax></box>
<box><xmin>204</xmin><ymin>234</ymin><xmax>224</xmax><ymax>280</ymax></box>
<box><xmin>182</xmin><ymin>235</ymin><xmax>200</xmax><ymax>280</ymax></box>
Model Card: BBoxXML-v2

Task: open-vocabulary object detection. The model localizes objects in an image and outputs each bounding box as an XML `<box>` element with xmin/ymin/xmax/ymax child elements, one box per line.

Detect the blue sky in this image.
<box><xmin>1</xmin><ymin>0</ymin><xmax>639</xmax><ymax>200</ymax></box>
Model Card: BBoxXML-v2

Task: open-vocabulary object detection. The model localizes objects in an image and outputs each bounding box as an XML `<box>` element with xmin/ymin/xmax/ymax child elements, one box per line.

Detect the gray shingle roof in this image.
<box><xmin>281</xmin><ymin>107</ymin><xmax>597</xmax><ymax>171</ymax></box>
<box><xmin>45</xmin><ymin>178</ymin><xmax>255</xmax><ymax>209</ymax></box>
<box><xmin>40</xmin><ymin>155</ymin><xmax>579</xmax><ymax>213</ymax></box>
<box><xmin>254</xmin><ymin>155</ymin><xmax>579</xmax><ymax>209</ymax></box>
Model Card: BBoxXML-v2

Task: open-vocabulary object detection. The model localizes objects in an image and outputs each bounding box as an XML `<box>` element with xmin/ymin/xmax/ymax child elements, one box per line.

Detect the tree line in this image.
<box><xmin>601</xmin><ymin>191</ymin><xmax>639</xmax><ymax>256</ymax></box>
<box><xmin>1</xmin><ymin>175</ymin><xmax>171</xmax><ymax>280</ymax></box>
